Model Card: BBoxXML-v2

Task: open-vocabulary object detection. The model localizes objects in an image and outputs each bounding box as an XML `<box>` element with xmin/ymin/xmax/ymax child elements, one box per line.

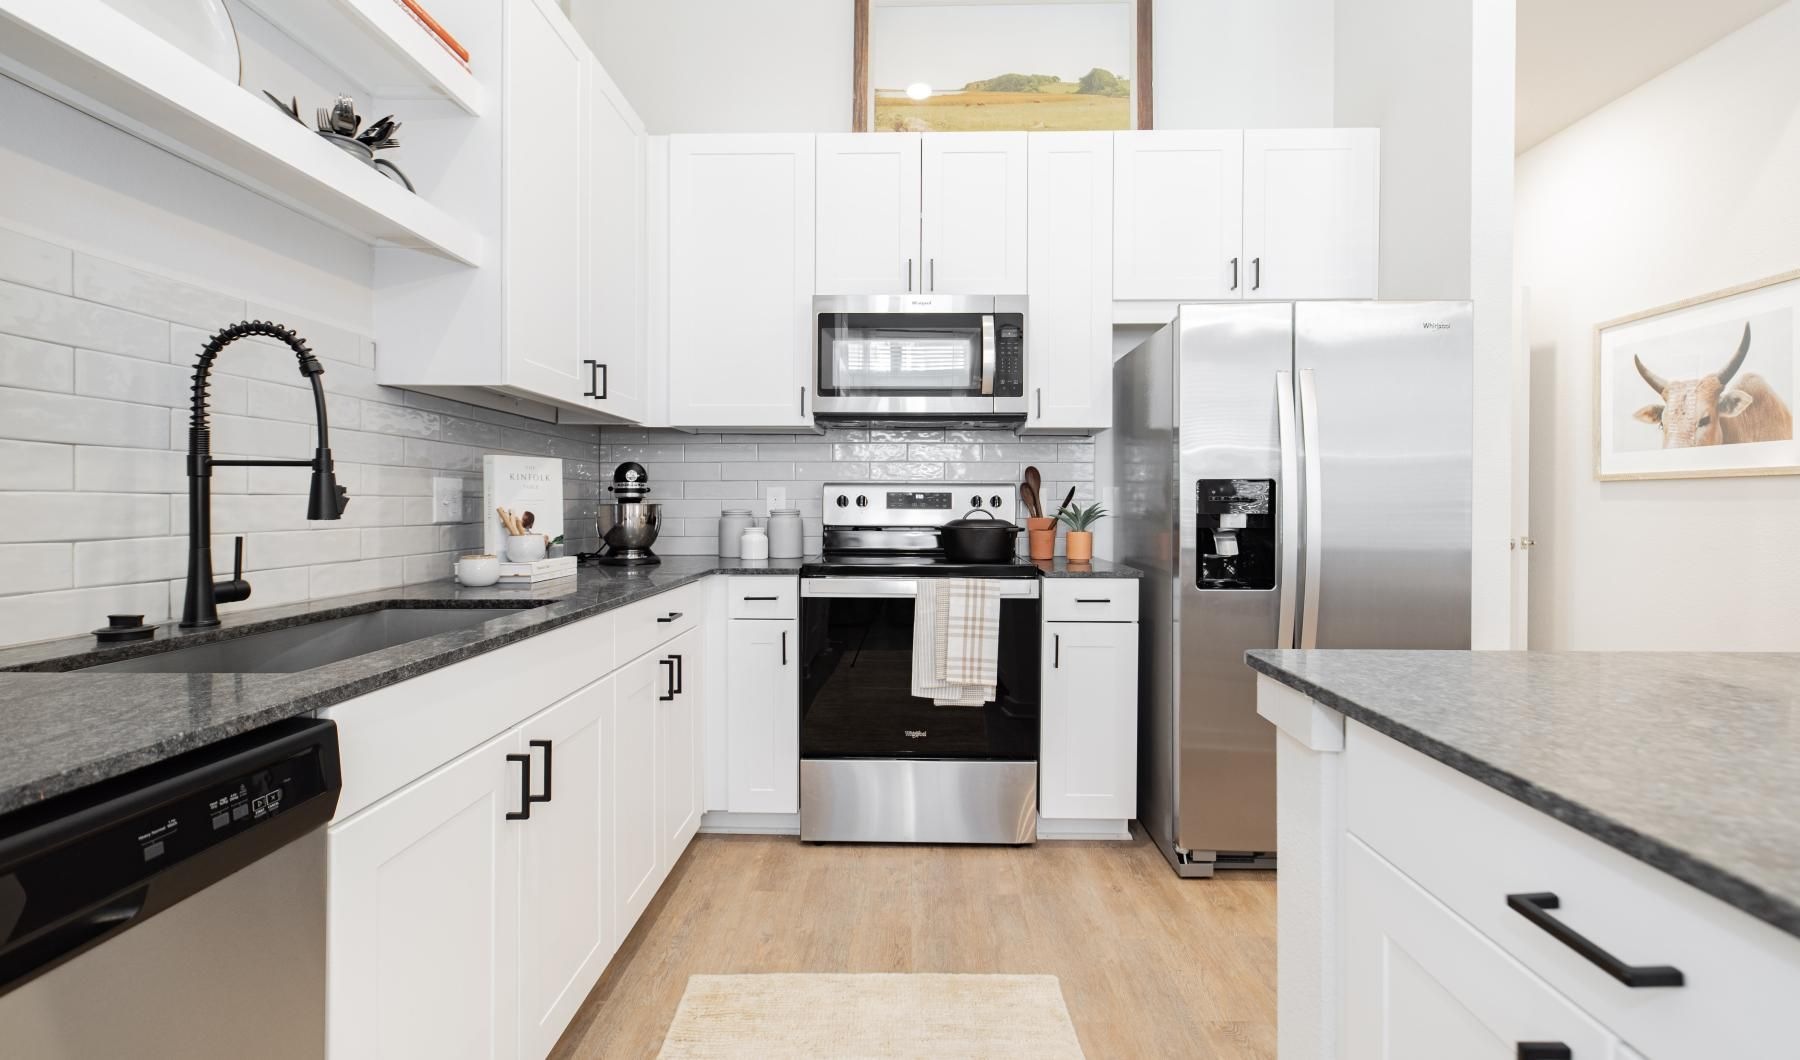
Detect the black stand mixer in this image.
<box><xmin>594</xmin><ymin>461</ymin><xmax>662</xmax><ymax>566</ymax></box>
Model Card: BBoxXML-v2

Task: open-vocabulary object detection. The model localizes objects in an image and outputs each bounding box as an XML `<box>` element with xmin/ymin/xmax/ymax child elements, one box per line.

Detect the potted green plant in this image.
<box><xmin>1056</xmin><ymin>502</ymin><xmax>1107</xmax><ymax>563</ymax></box>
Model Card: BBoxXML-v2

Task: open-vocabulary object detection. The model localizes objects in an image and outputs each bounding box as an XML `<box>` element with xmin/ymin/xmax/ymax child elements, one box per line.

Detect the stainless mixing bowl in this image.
<box><xmin>598</xmin><ymin>501</ymin><xmax>661</xmax><ymax>553</ymax></box>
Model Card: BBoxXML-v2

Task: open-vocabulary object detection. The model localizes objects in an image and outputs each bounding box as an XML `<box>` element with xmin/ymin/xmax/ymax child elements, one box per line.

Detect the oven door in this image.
<box><xmin>798</xmin><ymin>577</ymin><xmax>1040</xmax><ymax>762</ymax></box>
<box><xmin>813</xmin><ymin>295</ymin><xmax>1027</xmax><ymax>417</ymax></box>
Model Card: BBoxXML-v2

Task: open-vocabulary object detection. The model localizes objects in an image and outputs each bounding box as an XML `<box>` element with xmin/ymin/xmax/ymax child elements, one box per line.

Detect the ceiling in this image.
<box><xmin>1516</xmin><ymin>0</ymin><xmax>1788</xmax><ymax>152</ymax></box>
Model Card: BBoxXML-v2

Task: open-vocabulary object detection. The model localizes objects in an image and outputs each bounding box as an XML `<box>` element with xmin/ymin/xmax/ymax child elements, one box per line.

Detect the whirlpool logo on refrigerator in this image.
<box><xmin>904</xmin><ymin>730</ymin><xmax>928</xmax><ymax>739</ymax></box>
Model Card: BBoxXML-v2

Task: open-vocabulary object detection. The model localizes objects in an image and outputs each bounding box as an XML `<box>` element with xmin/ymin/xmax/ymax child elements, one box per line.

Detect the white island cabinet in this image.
<box><xmin>1257</xmin><ymin>676</ymin><xmax>1800</xmax><ymax>1060</ymax></box>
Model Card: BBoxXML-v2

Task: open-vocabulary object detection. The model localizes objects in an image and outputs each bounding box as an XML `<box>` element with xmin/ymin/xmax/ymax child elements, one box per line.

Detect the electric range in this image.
<box><xmin>796</xmin><ymin>483</ymin><xmax>1040</xmax><ymax>845</ymax></box>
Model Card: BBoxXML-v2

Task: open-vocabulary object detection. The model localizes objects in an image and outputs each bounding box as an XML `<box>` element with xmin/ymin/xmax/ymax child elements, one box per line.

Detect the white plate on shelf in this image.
<box><xmin>102</xmin><ymin>0</ymin><xmax>242</xmax><ymax>84</ymax></box>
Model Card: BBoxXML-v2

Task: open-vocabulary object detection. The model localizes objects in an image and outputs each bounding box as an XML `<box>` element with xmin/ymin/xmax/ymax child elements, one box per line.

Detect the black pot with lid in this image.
<box><xmin>939</xmin><ymin>508</ymin><xmax>1023</xmax><ymax>563</ymax></box>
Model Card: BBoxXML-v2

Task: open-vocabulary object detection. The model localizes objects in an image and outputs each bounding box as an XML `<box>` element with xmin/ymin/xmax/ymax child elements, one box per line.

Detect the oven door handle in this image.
<box><xmin>980</xmin><ymin>314</ymin><xmax>997</xmax><ymax>397</ymax></box>
<box><xmin>800</xmin><ymin>578</ymin><xmax>1040</xmax><ymax>599</ymax></box>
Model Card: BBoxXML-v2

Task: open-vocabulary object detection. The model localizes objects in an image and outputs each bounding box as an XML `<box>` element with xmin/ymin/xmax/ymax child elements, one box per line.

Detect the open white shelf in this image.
<box><xmin>0</xmin><ymin>0</ymin><xmax>484</xmax><ymax>265</ymax></box>
<box><xmin>237</xmin><ymin>0</ymin><xmax>485</xmax><ymax>116</ymax></box>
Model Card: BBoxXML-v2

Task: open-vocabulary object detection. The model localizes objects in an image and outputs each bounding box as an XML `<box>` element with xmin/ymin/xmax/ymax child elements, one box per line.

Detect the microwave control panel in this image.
<box><xmin>994</xmin><ymin>315</ymin><xmax>1024</xmax><ymax>396</ymax></box>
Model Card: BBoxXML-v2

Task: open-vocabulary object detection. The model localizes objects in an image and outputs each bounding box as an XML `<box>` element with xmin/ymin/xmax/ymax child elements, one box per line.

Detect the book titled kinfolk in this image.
<box><xmin>481</xmin><ymin>455</ymin><xmax>563</xmax><ymax>557</ymax></box>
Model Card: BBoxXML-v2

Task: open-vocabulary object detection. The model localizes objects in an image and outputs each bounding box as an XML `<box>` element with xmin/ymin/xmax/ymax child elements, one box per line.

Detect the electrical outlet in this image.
<box><xmin>765</xmin><ymin>486</ymin><xmax>786</xmax><ymax>513</ymax></box>
<box><xmin>432</xmin><ymin>477</ymin><xmax>462</xmax><ymax>524</ymax></box>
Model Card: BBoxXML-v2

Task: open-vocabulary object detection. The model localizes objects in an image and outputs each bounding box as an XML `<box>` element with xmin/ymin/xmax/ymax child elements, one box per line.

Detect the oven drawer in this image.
<box><xmin>1043</xmin><ymin>579</ymin><xmax>1138</xmax><ymax>622</ymax></box>
<box><xmin>727</xmin><ymin>577</ymin><xmax>798</xmax><ymax>619</ymax></box>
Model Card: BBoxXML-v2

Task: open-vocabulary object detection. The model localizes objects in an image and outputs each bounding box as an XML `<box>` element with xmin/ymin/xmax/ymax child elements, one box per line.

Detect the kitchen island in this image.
<box><xmin>1248</xmin><ymin>649</ymin><xmax>1800</xmax><ymax>1059</ymax></box>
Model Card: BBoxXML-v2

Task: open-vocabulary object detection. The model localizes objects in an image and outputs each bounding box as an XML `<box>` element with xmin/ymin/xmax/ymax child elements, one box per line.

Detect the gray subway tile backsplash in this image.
<box><xmin>0</xmin><ymin>224</ymin><xmax>599</xmax><ymax>647</ymax></box>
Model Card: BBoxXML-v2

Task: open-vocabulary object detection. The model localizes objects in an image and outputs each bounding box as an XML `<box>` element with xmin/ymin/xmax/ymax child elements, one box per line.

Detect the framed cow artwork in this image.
<box><xmin>1596</xmin><ymin>268</ymin><xmax>1800</xmax><ymax>480</ymax></box>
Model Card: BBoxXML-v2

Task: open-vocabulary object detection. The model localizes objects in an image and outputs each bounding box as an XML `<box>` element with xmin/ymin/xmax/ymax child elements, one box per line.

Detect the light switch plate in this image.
<box><xmin>765</xmin><ymin>486</ymin><xmax>786</xmax><ymax>513</ymax></box>
<box><xmin>432</xmin><ymin>477</ymin><xmax>462</xmax><ymax>523</ymax></box>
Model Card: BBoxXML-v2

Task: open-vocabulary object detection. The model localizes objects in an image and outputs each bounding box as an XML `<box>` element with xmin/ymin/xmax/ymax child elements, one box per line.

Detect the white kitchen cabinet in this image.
<box><xmin>1112</xmin><ymin>130</ymin><xmax>1243</xmax><ymax>301</ymax></box>
<box><xmin>816</xmin><ymin>133</ymin><xmax>922</xmax><ymax>295</ymax></box>
<box><xmin>608</xmin><ymin>650</ymin><xmax>662</xmax><ymax>935</ymax></box>
<box><xmin>920</xmin><ymin>133</ymin><xmax>1028</xmax><ymax>294</ymax></box>
<box><xmin>1242</xmin><ymin>128</ymin><xmax>1379</xmax><ymax>300</ymax></box>
<box><xmin>1345</xmin><ymin>835</ymin><xmax>1615</xmax><ymax>1060</ymax></box>
<box><xmin>1040</xmin><ymin>580</ymin><xmax>1138</xmax><ymax>824</ymax></box>
<box><xmin>582</xmin><ymin>58</ymin><xmax>649</xmax><ymax>423</ymax></box>
<box><xmin>657</xmin><ymin>628</ymin><xmax>704</xmax><ymax>868</ymax></box>
<box><xmin>1025</xmin><ymin>132</ymin><xmax>1113</xmax><ymax>432</ymax></box>
<box><xmin>666</xmin><ymin>134</ymin><xmax>816</xmax><ymax>428</ymax></box>
<box><xmin>725</xmin><ymin>615</ymin><xmax>799</xmax><ymax>814</ymax></box>
<box><xmin>517</xmin><ymin>676</ymin><xmax>613</xmax><ymax>1060</ymax></box>
<box><xmin>327</xmin><ymin>728</ymin><xmax>523</xmax><ymax>1060</ymax></box>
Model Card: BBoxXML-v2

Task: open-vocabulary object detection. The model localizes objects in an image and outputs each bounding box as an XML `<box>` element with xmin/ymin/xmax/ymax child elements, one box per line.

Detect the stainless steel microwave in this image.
<box><xmin>812</xmin><ymin>295</ymin><xmax>1027</xmax><ymax>422</ymax></box>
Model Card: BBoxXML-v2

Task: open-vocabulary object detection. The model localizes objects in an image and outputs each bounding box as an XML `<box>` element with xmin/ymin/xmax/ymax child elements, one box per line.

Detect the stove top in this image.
<box><xmin>802</xmin><ymin>553</ymin><xmax>1039</xmax><ymax>579</ymax></box>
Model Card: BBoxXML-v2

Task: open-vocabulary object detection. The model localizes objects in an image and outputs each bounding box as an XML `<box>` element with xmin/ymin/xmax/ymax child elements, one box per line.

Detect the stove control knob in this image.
<box><xmin>855</xmin><ymin>495</ymin><xmax>869</xmax><ymax>508</ymax></box>
<box><xmin>970</xmin><ymin>495</ymin><xmax>983</xmax><ymax>508</ymax></box>
<box><xmin>990</xmin><ymin>495</ymin><xmax>1004</xmax><ymax>509</ymax></box>
<box><xmin>835</xmin><ymin>494</ymin><xmax>849</xmax><ymax>508</ymax></box>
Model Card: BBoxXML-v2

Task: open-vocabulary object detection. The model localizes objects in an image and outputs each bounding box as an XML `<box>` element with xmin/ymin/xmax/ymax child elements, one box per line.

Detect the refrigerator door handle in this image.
<box><xmin>1275</xmin><ymin>371</ymin><xmax>1301</xmax><ymax>650</ymax></box>
<box><xmin>1298</xmin><ymin>367</ymin><xmax>1323</xmax><ymax>649</ymax></box>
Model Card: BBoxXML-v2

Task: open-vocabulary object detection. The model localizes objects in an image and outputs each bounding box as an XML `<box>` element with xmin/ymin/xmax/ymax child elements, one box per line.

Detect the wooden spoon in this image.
<box><xmin>1024</xmin><ymin>466</ymin><xmax>1043</xmax><ymax>518</ymax></box>
<box><xmin>1021</xmin><ymin>482</ymin><xmax>1040</xmax><ymax>521</ymax></box>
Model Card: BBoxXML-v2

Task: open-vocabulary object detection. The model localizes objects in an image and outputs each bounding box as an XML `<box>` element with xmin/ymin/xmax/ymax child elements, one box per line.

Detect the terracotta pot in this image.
<box><xmin>1026</xmin><ymin>517</ymin><xmax>1056</xmax><ymax>560</ymax></box>
<box><xmin>1065</xmin><ymin>530</ymin><xmax>1094</xmax><ymax>563</ymax></box>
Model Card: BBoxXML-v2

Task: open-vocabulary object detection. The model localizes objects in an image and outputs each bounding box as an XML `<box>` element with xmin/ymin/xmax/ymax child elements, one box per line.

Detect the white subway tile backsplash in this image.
<box><xmin>245</xmin><ymin>379</ymin><xmax>361</xmax><ymax>429</ymax></box>
<box><xmin>2</xmin><ymin>492</ymin><xmax>167</xmax><ymax>543</ymax></box>
<box><xmin>718</xmin><ymin>461</ymin><xmax>796</xmax><ymax>480</ymax></box>
<box><xmin>74</xmin><ymin>348</ymin><xmax>192</xmax><ymax>407</ymax></box>
<box><xmin>0</xmin><ymin>334</ymin><xmax>74</xmax><ymax>392</ymax></box>
<box><xmin>73</xmin><ymin>254</ymin><xmax>246</xmax><ymax>331</ymax></box>
<box><xmin>361</xmin><ymin>524</ymin><xmax>439</xmax><ymax>558</ymax></box>
<box><xmin>0</xmin><ymin>228</ymin><xmax>72</xmax><ymax>294</ymax></box>
<box><xmin>0</xmin><ymin>389</ymin><xmax>169</xmax><ymax>448</ymax></box>
<box><xmin>0</xmin><ymin>543</ymin><xmax>73</xmax><ymax>594</ymax></box>
<box><xmin>74</xmin><ymin>446</ymin><xmax>185</xmax><ymax>493</ymax></box>
<box><xmin>0</xmin><ymin>582</ymin><xmax>168</xmax><ymax>649</ymax></box>
<box><xmin>0</xmin><ymin>280</ymin><xmax>168</xmax><ymax>359</ymax></box>
<box><xmin>0</xmin><ymin>440</ymin><xmax>75</xmax><ymax>491</ymax></box>
<box><xmin>73</xmin><ymin>535</ymin><xmax>185</xmax><ymax>587</ymax></box>
<box><xmin>309</xmin><ymin>557</ymin><xmax>403</xmax><ymax>598</ymax></box>
<box><xmin>360</xmin><ymin>400</ymin><xmax>439</xmax><ymax>439</ymax></box>
<box><xmin>223</xmin><ymin>528</ymin><xmax>362</xmax><ymax>569</ymax></box>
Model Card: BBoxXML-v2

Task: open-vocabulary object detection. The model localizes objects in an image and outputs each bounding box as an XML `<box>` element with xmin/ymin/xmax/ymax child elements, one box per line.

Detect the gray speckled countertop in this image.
<box><xmin>1246</xmin><ymin>649</ymin><xmax>1800</xmax><ymax>940</ymax></box>
<box><xmin>1032</xmin><ymin>557</ymin><xmax>1143</xmax><ymax>578</ymax></box>
<box><xmin>0</xmin><ymin>558</ymin><xmax>803</xmax><ymax>816</ymax></box>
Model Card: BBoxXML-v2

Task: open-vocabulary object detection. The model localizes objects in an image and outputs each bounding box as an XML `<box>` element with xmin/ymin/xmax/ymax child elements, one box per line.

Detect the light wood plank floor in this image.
<box><xmin>552</xmin><ymin>832</ymin><xmax>1276</xmax><ymax>1059</ymax></box>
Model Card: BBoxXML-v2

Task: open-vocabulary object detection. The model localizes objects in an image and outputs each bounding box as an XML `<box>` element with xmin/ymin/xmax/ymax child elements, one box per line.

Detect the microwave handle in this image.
<box><xmin>980</xmin><ymin>314</ymin><xmax>996</xmax><ymax>396</ymax></box>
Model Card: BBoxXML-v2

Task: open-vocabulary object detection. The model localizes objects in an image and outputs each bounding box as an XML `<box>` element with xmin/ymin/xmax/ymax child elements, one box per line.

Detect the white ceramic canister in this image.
<box><xmin>767</xmin><ymin>508</ymin><xmax>803</xmax><ymax>559</ymax></box>
<box><xmin>719</xmin><ymin>508</ymin><xmax>753</xmax><ymax>557</ymax></box>
<box><xmin>739</xmin><ymin>525</ymin><xmax>770</xmax><ymax>561</ymax></box>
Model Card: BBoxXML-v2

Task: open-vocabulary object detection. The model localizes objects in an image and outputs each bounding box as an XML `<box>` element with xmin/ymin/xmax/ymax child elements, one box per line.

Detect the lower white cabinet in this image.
<box><xmin>607</xmin><ymin>651</ymin><xmax>662</xmax><ymax>940</ymax></box>
<box><xmin>518</xmin><ymin>676</ymin><xmax>613</xmax><ymax>1059</ymax></box>
<box><xmin>327</xmin><ymin>728</ymin><xmax>523</xmax><ymax>1060</ymax></box>
<box><xmin>724</xmin><ymin>614</ymin><xmax>799</xmax><ymax>813</ymax></box>
<box><xmin>1345</xmin><ymin>835</ymin><xmax>1615</xmax><ymax>1060</ymax></box>
<box><xmin>1039</xmin><ymin>618</ymin><xmax>1137</xmax><ymax>821</ymax></box>
<box><xmin>657</xmin><ymin>628</ymin><xmax>704</xmax><ymax>865</ymax></box>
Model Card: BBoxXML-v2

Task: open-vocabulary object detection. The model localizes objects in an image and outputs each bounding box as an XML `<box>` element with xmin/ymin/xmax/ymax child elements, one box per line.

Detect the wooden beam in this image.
<box><xmin>1136</xmin><ymin>0</ymin><xmax>1154</xmax><ymax>130</ymax></box>
<box><xmin>852</xmin><ymin>0</ymin><xmax>870</xmax><ymax>132</ymax></box>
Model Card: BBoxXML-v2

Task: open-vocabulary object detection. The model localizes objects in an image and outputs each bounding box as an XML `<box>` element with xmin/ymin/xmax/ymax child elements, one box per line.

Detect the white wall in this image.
<box><xmin>1334</xmin><ymin>0</ymin><xmax>1516</xmax><ymax>649</ymax></box>
<box><xmin>1515</xmin><ymin>0</ymin><xmax>1800</xmax><ymax>651</ymax></box>
<box><xmin>568</xmin><ymin>0</ymin><xmax>1334</xmax><ymax>133</ymax></box>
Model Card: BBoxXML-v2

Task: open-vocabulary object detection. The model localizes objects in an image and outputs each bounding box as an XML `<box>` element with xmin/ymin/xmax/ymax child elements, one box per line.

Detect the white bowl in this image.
<box><xmin>506</xmin><ymin>535</ymin><xmax>547</xmax><ymax>563</ymax></box>
<box><xmin>455</xmin><ymin>554</ymin><xmax>499</xmax><ymax>587</ymax></box>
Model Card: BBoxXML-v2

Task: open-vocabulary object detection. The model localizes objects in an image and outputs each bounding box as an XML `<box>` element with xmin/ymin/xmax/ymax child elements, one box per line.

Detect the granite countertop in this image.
<box><xmin>1247</xmin><ymin>649</ymin><xmax>1800</xmax><ymax>940</ymax></box>
<box><xmin>0</xmin><ymin>558</ymin><xmax>803</xmax><ymax>816</ymax></box>
<box><xmin>1032</xmin><ymin>557</ymin><xmax>1143</xmax><ymax>578</ymax></box>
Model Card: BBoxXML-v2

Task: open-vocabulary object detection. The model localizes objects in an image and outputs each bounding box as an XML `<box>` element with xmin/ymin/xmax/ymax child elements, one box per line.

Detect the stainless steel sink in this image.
<box><xmin>80</xmin><ymin>606</ymin><xmax>539</xmax><ymax>674</ymax></box>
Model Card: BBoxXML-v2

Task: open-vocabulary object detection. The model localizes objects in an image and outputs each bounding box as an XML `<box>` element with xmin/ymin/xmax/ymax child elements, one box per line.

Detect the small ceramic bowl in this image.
<box><xmin>455</xmin><ymin>553</ymin><xmax>499</xmax><ymax>587</ymax></box>
<box><xmin>506</xmin><ymin>534</ymin><xmax>547</xmax><ymax>564</ymax></box>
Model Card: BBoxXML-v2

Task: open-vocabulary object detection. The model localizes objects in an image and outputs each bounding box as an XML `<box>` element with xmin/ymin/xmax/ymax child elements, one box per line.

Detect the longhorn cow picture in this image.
<box><xmin>1597</xmin><ymin>271</ymin><xmax>1800</xmax><ymax>480</ymax></box>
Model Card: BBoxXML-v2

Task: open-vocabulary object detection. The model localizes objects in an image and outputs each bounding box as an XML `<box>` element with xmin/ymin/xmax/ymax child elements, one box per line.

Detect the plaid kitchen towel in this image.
<box><xmin>911</xmin><ymin>579</ymin><xmax>996</xmax><ymax>706</ymax></box>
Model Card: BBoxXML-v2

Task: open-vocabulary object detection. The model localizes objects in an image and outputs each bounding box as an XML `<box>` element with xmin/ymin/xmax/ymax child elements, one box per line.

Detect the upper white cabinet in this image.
<box><xmin>666</xmin><ymin>134</ymin><xmax>816</xmax><ymax>429</ymax></box>
<box><xmin>1025</xmin><ymin>132</ymin><xmax>1113</xmax><ymax>432</ymax></box>
<box><xmin>1113</xmin><ymin>131</ymin><xmax>1243</xmax><ymax>301</ymax></box>
<box><xmin>583</xmin><ymin>59</ymin><xmax>650</xmax><ymax>423</ymax></box>
<box><xmin>815</xmin><ymin>134</ymin><xmax>923</xmax><ymax>295</ymax></box>
<box><xmin>921</xmin><ymin>133</ymin><xmax>1029</xmax><ymax>294</ymax></box>
<box><xmin>1243</xmin><ymin>129</ymin><xmax>1379</xmax><ymax>300</ymax></box>
<box><xmin>1113</xmin><ymin>128</ymin><xmax>1378</xmax><ymax>304</ymax></box>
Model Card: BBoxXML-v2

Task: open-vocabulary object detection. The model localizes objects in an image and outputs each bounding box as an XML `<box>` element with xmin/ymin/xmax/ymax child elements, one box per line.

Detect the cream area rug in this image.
<box><xmin>657</xmin><ymin>973</ymin><xmax>1087</xmax><ymax>1059</ymax></box>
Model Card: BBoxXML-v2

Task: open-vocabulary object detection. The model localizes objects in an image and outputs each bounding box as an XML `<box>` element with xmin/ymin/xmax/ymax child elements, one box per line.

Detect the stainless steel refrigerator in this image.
<box><xmin>1115</xmin><ymin>301</ymin><xmax>1472</xmax><ymax>877</ymax></box>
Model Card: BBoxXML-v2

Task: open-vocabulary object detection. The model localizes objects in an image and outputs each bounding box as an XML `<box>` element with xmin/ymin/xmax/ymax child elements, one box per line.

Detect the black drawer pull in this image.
<box><xmin>742</xmin><ymin>595</ymin><xmax>779</xmax><ymax>602</ymax></box>
<box><xmin>670</xmin><ymin>652</ymin><xmax>684</xmax><ymax>695</ymax></box>
<box><xmin>527</xmin><ymin>739</ymin><xmax>552</xmax><ymax>804</ymax></box>
<box><xmin>1506</xmin><ymin>892</ymin><xmax>1683</xmax><ymax>987</ymax></box>
<box><xmin>1517</xmin><ymin>1045</ymin><xmax>1571</xmax><ymax>1060</ymax></box>
<box><xmin>1053</xmin><ymin>633</ymin><xmax>1060</xmax><ymax>669</ymax></box>
<box><xmin>780</xmin><ymin>629</ymin><xmax>787</xmax><ymax>666</ymax></box>
<box><xmin>659</xmin><ymin>658</ymin><xmax>676</xmax><ymax>701</ymax></box>
<box><xmin>657</xmin><ymin>611</ymin><xmax>683</xmax><ymax>623</ymax></box>
<box><xmin>505</xmin><ymin>753</ymin><xmax>532</xmax><ymax>821</ymax></box>
<box><xmin>1075</xmin><ymin>598</ymin><xmax>1112</xmax><ymax>604</ymax></box>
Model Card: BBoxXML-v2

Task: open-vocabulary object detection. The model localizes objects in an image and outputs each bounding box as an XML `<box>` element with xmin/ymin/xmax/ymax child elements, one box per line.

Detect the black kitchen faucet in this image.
<box><xmin>180</xmin><ymin>321</ymin><xmax>348</xmax><ymax>628</ymax></box>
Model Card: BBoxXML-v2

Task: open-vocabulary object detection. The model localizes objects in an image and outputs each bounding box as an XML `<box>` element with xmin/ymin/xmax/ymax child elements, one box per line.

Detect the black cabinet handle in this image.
<box><xmin>1075</xmin><ymin>598</ymin><xmax>1112</xmax><ymax>604</ymax></box>
<box><xmin>583</xmin><ymin>359</ymin><xmax>607</xmax><ymax>400</ymax></box>
<box><xmin>780</xmin><ymin>629</ymin><xmax>787</xmax><ymax>666</ymax></box>
<box><xmin>1230</xmin><ymin>256</ymin><xmax>1239</xmax><ymax>291</ymax></box>
<box><xmin>670</xmin><ymin>652</ymin><xmax>684</xmax><ymax>695</ymax></box>
<box><xmin>505</xmin><ymin>753</ymin><xmax>532</xmax><ymax>821</ymax></box>
<box><xmin>659</xmin><ymin>658</ymin><xmax>676</xmax><ymax>701</ymax></box>
<box><xmin>1517</xmin><ymin>1045</ymin><xmax>1571</xmax><ymax>1060</ymax></box>
<box><xmin>1506</xmin><ymin>892</ymin><xmax>1683</xmax><ymax>987</ymax></box>
<box><xmin>743</xmin><ymin>595</ymin><xmax>778</xmax><ymax>602</ymax></box>
<box><xmin>1251</xmin><ymin>257</ymin><xmax>1262</xmax><ymax>291</ymax></box>
<box><xmin>1054</xmin><ymin>633</ymin><xmax>1060</xmax><ymax>669</ymax></box>
<box><xmin>657</xmin><ymin>611</ymin><xmax>683</xmax><ymax>623</ymax></box>
<box><xmin>527</xmin><ymin>739</ymin><xmax>552</xmax><ymax>804</ymax></box>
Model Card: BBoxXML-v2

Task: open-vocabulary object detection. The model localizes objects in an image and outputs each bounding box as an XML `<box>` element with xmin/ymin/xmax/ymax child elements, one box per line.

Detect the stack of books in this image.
<box><xmin>496</xmin><ymin>555</ymin><xmax>577</xmax><ymax>586</ymax></box>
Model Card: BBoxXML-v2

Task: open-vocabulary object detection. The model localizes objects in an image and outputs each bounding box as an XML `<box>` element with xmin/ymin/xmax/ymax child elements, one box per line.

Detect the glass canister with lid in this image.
<box><xmin>767</xmin><ymin>508</ymin><xmax>803</xmax><ymax>559</ymax></box>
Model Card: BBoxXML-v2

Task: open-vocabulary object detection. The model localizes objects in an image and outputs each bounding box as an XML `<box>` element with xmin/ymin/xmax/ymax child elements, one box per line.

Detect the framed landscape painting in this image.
<box><xmin>854</xmin><ymin>0</ymin><xmax>1149</xmax><ymax>133</ymax></box>
<box><xmin>1595</xmin><ymin>270</ymin><xmax>1800</xmax><ymax>480</ymax></box>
